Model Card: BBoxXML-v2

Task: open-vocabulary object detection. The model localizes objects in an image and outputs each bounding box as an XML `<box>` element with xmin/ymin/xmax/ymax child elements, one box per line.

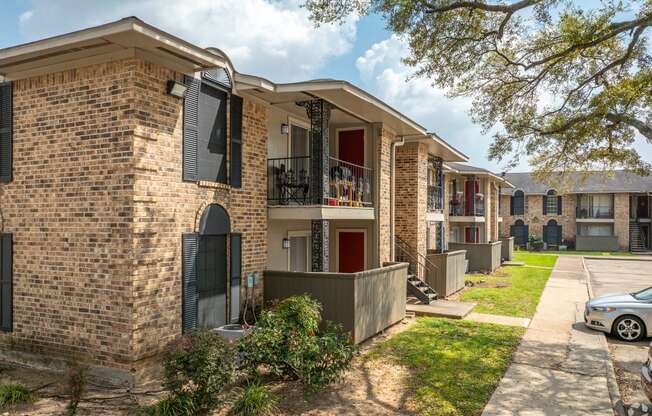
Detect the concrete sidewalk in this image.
<box><xmin>482</xmin><ymin>256</ymin><xmax>614</xmax><ymax>416</ymax></box>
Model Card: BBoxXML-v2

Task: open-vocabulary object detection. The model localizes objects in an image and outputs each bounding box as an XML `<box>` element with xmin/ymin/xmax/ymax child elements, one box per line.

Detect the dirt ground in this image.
<box><xmin>0</xmin><ymin>317</ymin><xmax>419</xmax><ymax>416</ymax></box>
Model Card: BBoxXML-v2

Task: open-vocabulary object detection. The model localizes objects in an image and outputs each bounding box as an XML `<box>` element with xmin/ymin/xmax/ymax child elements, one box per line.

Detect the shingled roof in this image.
<box><xmin>501</xmin><ymin>171</ymin><xmax>652</xmax><ymax>196</ymax></box>
<box><xmin>443</xmin><ymin>162</ymin><xmax>514</xmax><ymax>187</ymax></box>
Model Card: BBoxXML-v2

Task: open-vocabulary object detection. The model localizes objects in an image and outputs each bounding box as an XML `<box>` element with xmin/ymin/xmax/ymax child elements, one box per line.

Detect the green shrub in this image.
<box><xmin>528</xmin><ymin>235</ymin><xmax>544</xmax><ymax>251</ymax></box>
<box><xmin>160</xmin><ymin>329</ymin><xmax>236</xmax><ymax>414</ymax></box>
<box><xmin>140</xmin><ymin>392</ymin><xmax>196</xmax><ymax>416</ymax></box>
<box><xmin>239</xmin><ymin>295</ymin><xmax>356</xmax><ymax>391</ymax></box>
<box><xmin>230</xmin><ymin>382</ymin><xmax>277</xmax><ymax>416</ymax></box>
<box><xmin>0</xmin><ymin>383</ymin><xmax>33</xmax><ymax>407</ymax></box>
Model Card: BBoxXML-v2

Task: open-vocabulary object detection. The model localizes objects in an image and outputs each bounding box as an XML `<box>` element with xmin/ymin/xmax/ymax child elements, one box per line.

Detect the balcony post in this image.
<box><xmin>311</xmin><ymin>220</ymin><xmax>329</xmax><ymax>272</ymax></box>
<box><xmin>298</xmin><ymin>99</ymin><xmax>332</xmax><ymax>205</ymax></box>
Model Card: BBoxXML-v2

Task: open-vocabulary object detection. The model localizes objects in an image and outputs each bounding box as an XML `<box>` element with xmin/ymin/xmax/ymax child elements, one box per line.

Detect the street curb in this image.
<box><xmin>581</xmin><ymin>256</ymin><xmax>623</xmax><ymax>416</ymax></box>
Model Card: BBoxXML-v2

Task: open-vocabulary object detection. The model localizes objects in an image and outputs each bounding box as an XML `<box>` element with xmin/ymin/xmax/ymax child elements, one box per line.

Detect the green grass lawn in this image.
<box><xmin>513</xmin><ymin>252</ymin><xmax>558</xmax><ymax>267</ymax></box>
<box><xmin>368</xmin><ymin>318</ymin><xmax>524</xmax><ymax>416</ymax></box>
<box><xmin>461</xmin><ymin>265</ymin><xmax>553</xmax><ymax>318</ymax></box>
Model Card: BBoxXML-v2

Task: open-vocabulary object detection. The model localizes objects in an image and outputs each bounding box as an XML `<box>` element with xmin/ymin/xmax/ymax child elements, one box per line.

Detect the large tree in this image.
<box><xmin>305</xmin><ymin>0</ymin><xmax>652</xmax><ymax>177</ymax></box>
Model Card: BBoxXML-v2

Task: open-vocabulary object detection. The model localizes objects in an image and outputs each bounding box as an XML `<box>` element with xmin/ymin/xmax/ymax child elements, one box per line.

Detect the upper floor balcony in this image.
<box><xmin>450</xmin><ymin>193</ymin><xmax>485</xmax><ymax>217</ymax></box>
<box><xmin>267</xmin><ymin>156</ymin><xmax>373</xmax><ymax>207</ymax></box>
<box><xmin>576</xmin><ymin>194</ymin><xmax>614</xmax><ymax>221</ymax></box>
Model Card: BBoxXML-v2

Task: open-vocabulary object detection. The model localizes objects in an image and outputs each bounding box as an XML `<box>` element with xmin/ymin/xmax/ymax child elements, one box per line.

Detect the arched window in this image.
<box><xmin>544</xmin><ymin>189</ymin><xmax>561</xmax><ymax>215</ymax></box>
<box><xmin>199</xmin><ymin>204</ymin><xmax>230</xmax><ymax>235</ymax></box>
<box><xmin>182</xmin><ymin>204</ymin><xmax>242</xmax><ymax>333</ymax></box>
<box><xmin>543</xmin><ymin>219</ymin><xmax>562</xmax><ymax>246</ymax></box>
<box><xmin>511</xmin><ymin>190</ymin><xmax>525</xmax><ymax>215</ymax></box>
<box><xmin>510</xmin><ymin>219</ymin><xmax>528</xmax><ymax>246</ymax></box>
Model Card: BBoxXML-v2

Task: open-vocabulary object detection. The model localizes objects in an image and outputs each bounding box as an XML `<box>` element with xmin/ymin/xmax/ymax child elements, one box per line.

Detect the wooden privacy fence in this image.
<box><xmin>264</xmin><ymin>262</ymin><xmax>408</xmax><ymax>343</ymax></box>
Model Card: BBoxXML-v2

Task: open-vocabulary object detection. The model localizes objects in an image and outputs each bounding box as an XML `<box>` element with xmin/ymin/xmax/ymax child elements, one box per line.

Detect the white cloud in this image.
<box><xmin>356</xmin><ymin>35</ymin><xmax>516</xmax><ymax>170</ymax></box>
<box><xmin>16</xmin><ymin>0</ymin><xmax>358</xmax><ymax>82</ymax></box>
<box><xmin>18</xmin><ymin>11</ymin><xmax>34</xmax><ymax>24</ymax></box>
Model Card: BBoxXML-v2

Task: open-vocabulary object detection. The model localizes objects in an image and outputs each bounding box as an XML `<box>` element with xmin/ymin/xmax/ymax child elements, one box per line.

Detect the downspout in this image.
<box><xmin>390</xmin><ymin>136</ymin><xmax>406</xmax><ymax>261</ymax></box>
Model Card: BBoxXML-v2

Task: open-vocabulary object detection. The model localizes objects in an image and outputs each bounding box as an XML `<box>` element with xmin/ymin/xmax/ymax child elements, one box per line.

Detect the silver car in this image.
<box><xmin>584</xmin><ymin>287</ymin><xmax>652</xmax><ymax>342</ymax></box>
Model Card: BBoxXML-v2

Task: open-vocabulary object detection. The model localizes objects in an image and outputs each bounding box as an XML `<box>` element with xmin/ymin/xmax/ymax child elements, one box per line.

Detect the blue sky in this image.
<box><xmin>1</xmin><ymin>0</ymin><xmax>649</xmax><ymax>172</ymax></box>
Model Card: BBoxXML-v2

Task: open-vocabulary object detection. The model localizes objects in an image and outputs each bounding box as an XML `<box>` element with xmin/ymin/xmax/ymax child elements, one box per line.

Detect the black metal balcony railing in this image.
<box><xmin>328</xmin><ymin>157</ymin><xmax>373</xmax><ymax>207</ymax></box>
<box><xmin>449</xmin><ymin>194</ymin><xmax>485</xmax><ymax>216</ymax></box>
<box><xmin>267</xmin><ymin>156</ymin><xmax>373</xmax><ymax>207</ymax></box>
<box><xmin>267</xmin><ymin>156</ymin><xmax>311</xmax><ymax>205</ymax></box>
<box><xmin>427</xmin><ymin>185</ymin><xmax>443</xmax><ymax>212</ymax></box>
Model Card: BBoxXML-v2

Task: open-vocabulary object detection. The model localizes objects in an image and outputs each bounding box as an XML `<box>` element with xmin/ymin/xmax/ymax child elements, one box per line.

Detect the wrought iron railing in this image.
<box><xmin>395</xmin><ymin>235</ymin><xmax>438</xmax><ymax>283</ymax></box>
<box><xmin>449</xmin><ymin>194</ymin><xmax>485</xmax><ymax>216</ymax></box>
<box><xmin>267</xmin><ymin>156</ymin><xmax>373</xmax><ymax>206</ymax></box>
<box><xmin>328</xmin><ymin>157</ymin><xmax>373</xmax><ymax>207</ymax></box>
<box><xmin>427</xmin><ymin>185</ymin><xmax>443</xmax><ymax>212</ymax></box>
<box><xmin>267</xmin><ymin>156</ymin><xmax>311</xmax><ymax>205</ymax></box>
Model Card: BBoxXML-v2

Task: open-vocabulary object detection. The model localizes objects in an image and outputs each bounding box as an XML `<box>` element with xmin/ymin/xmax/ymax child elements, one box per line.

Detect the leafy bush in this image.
<box><xmin>157</xmin><ymin>329</ymin><xmax>236</xmax><ymax>414</ymax></box>
<box><xmin>528</xmin><ymin>235</ymin><xmax>544</xmax><ymax>251</ymax></box>
<box><xmin>0</xmin><ymin>383</ymin><xmax>33</xmax><ymax>407</ymax></box>
<box><xmin>230</xmin><ymin>382</ymin><xmax>277</xmax><ymax>416</ymax></box>
<box><xmin>239</xmin><ymin>295</ymin><xmax>356</xmax><ymax>391</ymax></box>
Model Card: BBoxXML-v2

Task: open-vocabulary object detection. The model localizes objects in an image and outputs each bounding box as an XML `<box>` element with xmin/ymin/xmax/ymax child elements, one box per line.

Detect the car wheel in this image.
<box><xmin>612</xmin><ymin>315</ymin><xmax>646</xmax><ymax>342</ymax></box>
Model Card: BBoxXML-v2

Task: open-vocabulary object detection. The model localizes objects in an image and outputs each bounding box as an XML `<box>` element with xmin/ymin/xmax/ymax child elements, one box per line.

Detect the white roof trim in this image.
<box><xmin>0</xmin><ymin>17</ymin><xmax>227</xmax><ymax>78</ymax></box>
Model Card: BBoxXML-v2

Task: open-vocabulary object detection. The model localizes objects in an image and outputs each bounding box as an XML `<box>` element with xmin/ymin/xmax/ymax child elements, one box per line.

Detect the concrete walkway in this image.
<box><xmin>482</xmin><ymin>256</ymin><xmax>614</xmax><ymax>416</ymax></box>
<box><xmin>465</xmin><ymin>312</ymin><xmax>530</xmax><ymax>328</ymax></box>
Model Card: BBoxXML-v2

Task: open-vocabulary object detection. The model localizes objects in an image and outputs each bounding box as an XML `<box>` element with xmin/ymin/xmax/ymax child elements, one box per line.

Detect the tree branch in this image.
<box><xmin>425</xmin><ymin>0</ymin><xmax>541</xmax><ymax>14</ymax></box>
<box><xmin>605</xmin><ymin>113</ymin><xmax>652</xmax><ymax>141</ymax></box>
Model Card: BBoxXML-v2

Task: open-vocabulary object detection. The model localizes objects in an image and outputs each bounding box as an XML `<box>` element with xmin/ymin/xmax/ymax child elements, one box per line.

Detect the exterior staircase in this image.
<box><xmin>629</xmin><ymin>222</ymin><xmax>646</xmax><ymax>251</ymax></box>
<box><xmin>395</xmin><ymin>236</ymin><xmax>438</xmax><ymax>304</ymax></box>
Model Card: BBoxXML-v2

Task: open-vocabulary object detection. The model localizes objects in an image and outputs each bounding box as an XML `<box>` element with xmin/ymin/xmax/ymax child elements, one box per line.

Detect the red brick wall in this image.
<box><xmin>128</xmin><ymin>60</ymin><xmax>268</xmax><ymax>363</ymax></box>
<box><xmin>395</xmin><ymin>142</ymin><xmax>428</xmax><ymax>256</ymax></box>
<box><xmin>0</xmin><ymin>60</ymin><xmax>136</xmax><ymax>368</ymax></box>
<box><xmin>0</xmin><ymin>57</ymin><xmax>269</xmax><ymax>377</ymax></box>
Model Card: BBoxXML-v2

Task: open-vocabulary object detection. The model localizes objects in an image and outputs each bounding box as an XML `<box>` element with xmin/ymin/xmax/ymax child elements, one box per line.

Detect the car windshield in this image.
<box><xmin>632</xmin><ymin>287</ymin><xmax>652</xmax><ymax>301</ymax></box>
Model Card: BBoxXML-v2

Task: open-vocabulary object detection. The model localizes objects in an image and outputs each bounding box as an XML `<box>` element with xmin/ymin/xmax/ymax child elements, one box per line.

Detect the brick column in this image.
<box><xmin>311</xmin><ymin>220</ymin><xmax>329</xmax><ymax>272</ymax></box>
<box><xmin>614</xmin><ymin>193</ymin><xmax>630</xmax><ymax>250</ymax></box>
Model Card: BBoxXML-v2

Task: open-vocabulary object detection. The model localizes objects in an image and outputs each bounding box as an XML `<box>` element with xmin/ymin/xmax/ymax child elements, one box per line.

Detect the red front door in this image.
<box><xmin>465</xmin><ymin>227</ymin><xmax>479</xmax><ymax>243</ymax></box>
<box><xmin>338</xmin><ymin>129</ymin><xmax>364</xmax><ymax>166</ymax></box>
<box><xmin>338</xmin><ymin>231</ymin><xmax>365</xmax><ymax>273</ymax></box>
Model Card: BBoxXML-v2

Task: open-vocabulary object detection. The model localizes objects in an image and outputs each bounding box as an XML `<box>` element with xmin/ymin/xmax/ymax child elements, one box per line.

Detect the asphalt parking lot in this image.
<box><xmin>584</xmin><ymin>257</ymin><xmax>652</xmax><ymax>405</ymax></box>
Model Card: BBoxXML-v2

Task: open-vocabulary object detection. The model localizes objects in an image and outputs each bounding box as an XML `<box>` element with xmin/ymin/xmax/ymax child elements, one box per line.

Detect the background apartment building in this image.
<box><xmin>500</xmin><ymin>172</ymin><xmax>652</xmax><ymax>252</ymax></box>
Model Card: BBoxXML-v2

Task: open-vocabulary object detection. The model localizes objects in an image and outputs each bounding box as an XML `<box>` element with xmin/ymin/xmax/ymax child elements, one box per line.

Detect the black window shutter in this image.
<box><xmin>230</xmin><ymin>233</ymin><xmax>242</xmax><ymax>323</ymax></box>
<box><xmin>182</xmin><ymin>233</ymin><xmax>199</xmax><ymax>334</ymax></box>
<box><xmin>0</xmin><ymin>233</ymin><xmax>13</xmax><ymax>332</ymax></box>
<box><xmin>557</xmin><ymin>196</ymin><xmax>562</xmax><ymax>215</ymax></box>
<box><xmin>230</xmin><ymin>95</ymin><xmax>243</xmax><ymax>188</ymax></box>
<box><xmin>510</xmin><ymin>196</ymin><xmax>515</xmax><ymax>215</ymax></box>
<box><xmin>182</xmin><ymin>76</ymin><xmax>200</xmax><ymax>182</ymax></box>
<box><xmin>0</xmin><ymin>82</ymin><xmax>13</xmax><ymax>183</ymax></box>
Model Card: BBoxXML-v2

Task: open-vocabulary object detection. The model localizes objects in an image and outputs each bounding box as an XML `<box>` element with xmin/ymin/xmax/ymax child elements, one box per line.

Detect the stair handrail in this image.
<box><xmin>394</xmin><ymin>235</ymin><xmax>438</xmax><ymax>282</ymax></box>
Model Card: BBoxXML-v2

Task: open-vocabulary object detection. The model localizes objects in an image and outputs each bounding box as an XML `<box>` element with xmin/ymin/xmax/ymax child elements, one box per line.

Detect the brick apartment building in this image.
<box><xmin>500</xmin><ymin>172</ymin><xmax>652</xmax><ymax>251</ymax></box>
<box><xmin>0</xmin><ymin>17</ymin><xmax>472</xmax><ymax>383</ymax></box>
<box><xmin>444</xmin><ymin>162</ymin><xmax>512</xmax><ymax>245</ymax></box>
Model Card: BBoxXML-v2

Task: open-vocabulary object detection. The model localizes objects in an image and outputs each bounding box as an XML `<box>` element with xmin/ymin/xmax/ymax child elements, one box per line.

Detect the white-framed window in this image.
<box><xmin>544</xmin><ymin>190</ymin><xmax>559</xmax><ymax>215</ymax></box>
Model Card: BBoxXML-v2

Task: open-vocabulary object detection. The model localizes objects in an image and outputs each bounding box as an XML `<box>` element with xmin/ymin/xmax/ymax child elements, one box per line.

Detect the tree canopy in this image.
<box><xmin>305</xmin><ymin>0</ymin><xmax>652</xmax><ymax>177</ymax></box>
